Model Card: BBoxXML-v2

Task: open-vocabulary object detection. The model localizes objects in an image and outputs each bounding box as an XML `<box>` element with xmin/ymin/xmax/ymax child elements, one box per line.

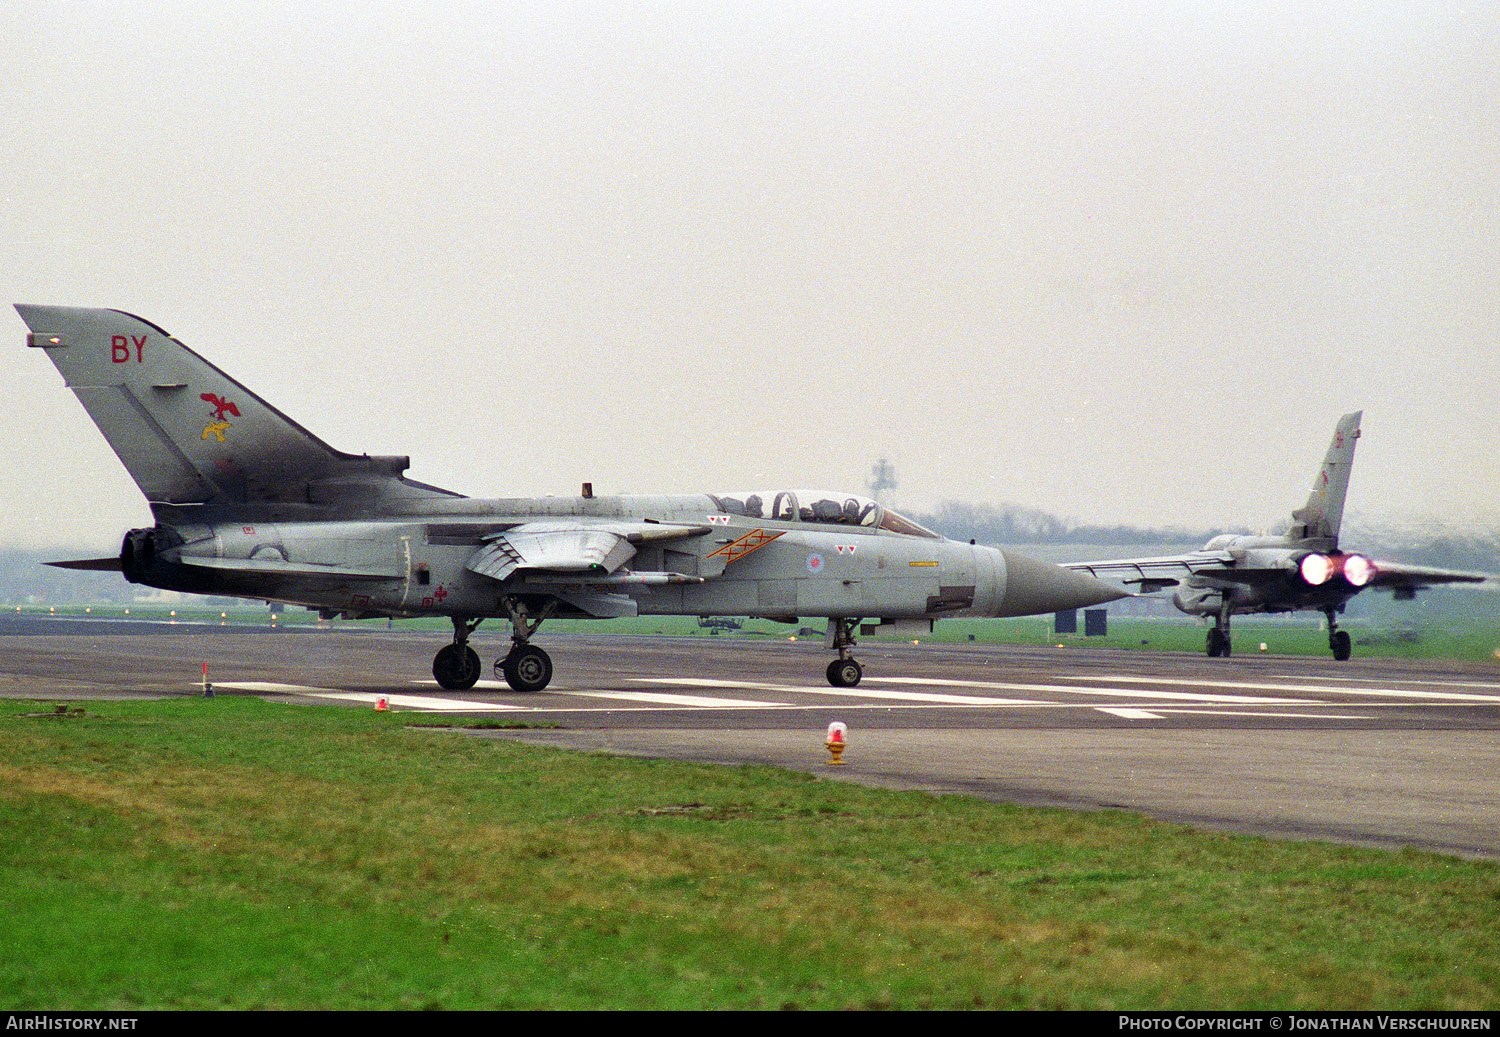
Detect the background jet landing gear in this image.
<box><xmin>1325</xmin><ymin>608</ymin><xmax>1353</xmax><ymax>661</ymax></box>
<box><xmin>825</xmin><ymin>619</ymin><xmax>863</xmax><ymax>687</ymax></box>
<box><xmin>492</xmin><ymin>597</ymin><xmax>558</xmax><ymax>692</ymax></box>
<box><xmin>433</xmin><ymin>618</ymin><xmax>484</xmax><ymax>690</ymax></box>
<box><xmin>1206</xmin><ymin>605</ymin><xmax>1232</xmax><ymax>658</ymax></box>
<box><xmin>1206</xmin><ymin>628</ymin><xmax>1231</xmax><ymax>657</ymax></box>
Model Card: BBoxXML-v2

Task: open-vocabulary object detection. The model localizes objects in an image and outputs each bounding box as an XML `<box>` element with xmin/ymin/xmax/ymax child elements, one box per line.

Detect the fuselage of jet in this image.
<box><xmin>121</xmin><ymin>490</ymin><xmax>1111</xmax><ymax>627</ymax></box>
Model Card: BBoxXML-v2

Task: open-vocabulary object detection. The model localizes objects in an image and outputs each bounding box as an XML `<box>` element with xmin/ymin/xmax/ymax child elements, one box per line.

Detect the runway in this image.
<box><xmin>3</xmin><ymin>624</ymin><xmax>1499</xmax><ymax>858</ymax></box>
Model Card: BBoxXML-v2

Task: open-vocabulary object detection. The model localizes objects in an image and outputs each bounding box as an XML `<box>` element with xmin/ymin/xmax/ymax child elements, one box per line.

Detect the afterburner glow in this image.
<box><xmin>1343</xmin><ymin>553</ymin><xmax>1374</xmax><ymax>587</ymax></box>
<box><xmin>1299</xmin><ymin>553</ymin><xmax>1334</xmax><ymax>585</ymax></box>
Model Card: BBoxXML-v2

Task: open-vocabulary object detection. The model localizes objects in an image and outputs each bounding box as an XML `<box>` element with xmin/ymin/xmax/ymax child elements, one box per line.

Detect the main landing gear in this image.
<box><xmin>433</xmin><ymin>617</ymin><xmax>484</xmax><ymax>690</ymax></box>
<box><xmin>431</xmin><ymin>600</ymin><xmax>559</xmax><ymax>693</ymax></box>
<box><xmin>1324</xmin><ymin>606</ymin><xmax>1352</xmax><ymax>661</ymax></box>
<box><xmin>826</xmin><ymin>618</ymin><xmax>863</xmax><ymax>687</ymax></box>
<box><xmin>494</xmin><ymin>598</ymin><xmax>557</xmax><ymax>693</ymax></box>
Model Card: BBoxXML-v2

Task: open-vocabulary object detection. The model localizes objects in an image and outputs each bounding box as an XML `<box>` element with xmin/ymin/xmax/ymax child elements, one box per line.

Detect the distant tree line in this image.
<box><xmin>910</xmin><ymin>501</ymin><xmax>1235</xmax><ymax>548</ymax></box>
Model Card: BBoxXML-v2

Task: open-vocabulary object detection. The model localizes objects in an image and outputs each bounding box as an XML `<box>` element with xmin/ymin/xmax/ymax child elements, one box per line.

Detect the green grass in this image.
<box><xmin>2</xmin><ymin>697</ymin><xmax>1498</xmax><ymax>1009</ymax></box>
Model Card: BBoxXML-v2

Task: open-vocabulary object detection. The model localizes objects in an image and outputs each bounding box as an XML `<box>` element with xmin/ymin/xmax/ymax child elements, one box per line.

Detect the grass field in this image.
<box><xmin>2</xmin><ymin>696</ymin><xmax>1498</xmax><ymax>1010</ymax></box>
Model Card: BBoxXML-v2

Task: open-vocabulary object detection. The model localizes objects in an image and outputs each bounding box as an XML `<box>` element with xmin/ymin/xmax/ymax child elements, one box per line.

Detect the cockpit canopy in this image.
<box><xmin>709</xmin><ymin>490</ymin><xmax>939</xmax><ymax>538</ymax></box>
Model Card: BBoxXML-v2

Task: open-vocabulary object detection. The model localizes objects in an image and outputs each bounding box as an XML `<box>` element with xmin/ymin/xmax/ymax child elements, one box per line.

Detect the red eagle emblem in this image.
<box><xmin>201</xmin><ymin>393</ymin><xmax>241</xmax><ymax>421</ymax></box>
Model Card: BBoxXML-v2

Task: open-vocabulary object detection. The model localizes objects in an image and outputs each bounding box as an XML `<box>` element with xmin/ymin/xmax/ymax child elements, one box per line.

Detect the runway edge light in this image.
<box><xmin>825</xmin><ymin>722</ymin><xmax>848</xmax><ymax>766</ymax></box>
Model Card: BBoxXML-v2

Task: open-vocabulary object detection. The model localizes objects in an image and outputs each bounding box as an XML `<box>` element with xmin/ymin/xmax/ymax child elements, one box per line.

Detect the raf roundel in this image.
<box><xmin>806</xmin><ymin>553</ymin><xmax>825</xmax><ymax>574</ymax></box>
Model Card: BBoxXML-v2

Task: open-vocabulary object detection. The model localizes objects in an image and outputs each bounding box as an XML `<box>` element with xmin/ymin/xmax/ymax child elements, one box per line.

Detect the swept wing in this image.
<box><xmin>1062</xmin><ymin>551</ymin><xmax>1232</xmax><ymax>592</ymax></box>
<box><xmin>1364</xmin><ymin>561</ymin><xmax>1489</xmax><ymax>592</ymax></box>
<box><xmin>465</xmin><ymin>520</ymin><xmax>711</xmax><ymax>582</ymax></box>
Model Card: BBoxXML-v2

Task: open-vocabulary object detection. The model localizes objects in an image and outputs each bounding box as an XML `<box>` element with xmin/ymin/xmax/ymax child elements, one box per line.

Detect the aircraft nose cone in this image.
<box><xmin>996</xmin><ymin>550</ymin><xmax>1130</xmax><ymax>616</ymax></box>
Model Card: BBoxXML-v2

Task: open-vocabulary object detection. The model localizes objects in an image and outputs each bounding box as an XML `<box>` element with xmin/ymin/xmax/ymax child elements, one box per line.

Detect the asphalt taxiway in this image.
<box><xmin>3</xmin><ymin>623</ymin><xmax>1498</xmax><ymax>859</ymax></box>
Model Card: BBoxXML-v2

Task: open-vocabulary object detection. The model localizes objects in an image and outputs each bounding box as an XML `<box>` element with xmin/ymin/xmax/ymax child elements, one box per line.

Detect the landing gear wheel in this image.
<box><xmin>433</xmin><ymin>644</ymin><xmax>482</xmax><ymax>690</ymax></box>
<box><xmin>1206</xmin><ymin>629</ymin><xmax>1231</xmax><ymax>658</ymax></box>
<box><xmin>1330</xmin><ymin>630</ymin><xmax>1352</xmax><ymax>661</ymax></box>
<box><xmin>498</xmin><ymin>644</ymin><xmax>553</xmax><ymax>692</ymax></box>
<box><xmin>826</xmin><ymin>658</ymin><xmax>863</xmax><ymax>687</ymax></box>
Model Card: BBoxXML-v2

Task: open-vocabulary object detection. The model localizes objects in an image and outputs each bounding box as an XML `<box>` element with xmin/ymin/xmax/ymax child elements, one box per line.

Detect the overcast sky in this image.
<box><xmin>3</xmin><ymin>1</ymin><xmax>1496</xmax><ymax>551</ymax></box>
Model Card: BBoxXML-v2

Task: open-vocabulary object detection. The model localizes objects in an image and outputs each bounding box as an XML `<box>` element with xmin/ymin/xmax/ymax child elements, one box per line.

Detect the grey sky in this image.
<box><xmin>3</xmin><ymin>1</ymin><xmax>1496</xmax><ymax>550</ymax></box>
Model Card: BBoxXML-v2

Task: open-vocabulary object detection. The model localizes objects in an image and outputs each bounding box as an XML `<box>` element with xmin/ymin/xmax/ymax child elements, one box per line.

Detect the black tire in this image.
<box><xmin>1331</xmin><ymin>630</ymin><xmax>1352</xmax><ymax>661</ymax></box>
<box><xmin>501</xmin><ymin>644</ymin><xmax>553</xmax><ymax>692</ymax></box>
<box><xmin>1206</xmin><ymin>629</ymin><xmax>1231</xmax><ymax>658</ymax></box>
<box><xmin>826</xmin><ymin>658</ymin><xmax>862</xmax><ymax>687</ymax></box>
<box><xmin>433</xmin><ymin>644</ymin><xmax>481</xmax><ymax>690</ymax></box>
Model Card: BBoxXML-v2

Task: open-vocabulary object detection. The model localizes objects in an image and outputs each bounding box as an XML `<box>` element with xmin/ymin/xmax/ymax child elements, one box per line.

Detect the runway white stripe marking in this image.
<box><xmin>1154</xmin><ymin>709</ymin><xmax>1376</xmax><ymax>720</ymax></box>
<box><xmin>1096</xmin><ymin>707</ymin><xmax>1164</xmax><ymax>720</ymax></box>
<box><xmin>413</xmin><ymin>679</ymin><xmax>780</xmax><ymax>707</ymax></box>
<box><xmin>1074</xmin><ymin>675</ymin><xmax>1500</xmax><ymax>703</ymax></box>
<box><xmin>215</xmin><ymin>682</ymin><xmax>526</xmax><ymax>712</ymax></box>
<box><xmin>567</xmin><ymin>690</ymin><xmax>787</xmax><ymax>709</ymax></box>
<box><xmin>629</xmin><ymin>677</ymin><xmax>1044</xmax><ymax>706</ymax></box>
<box><xmin>413</xmin><ymin>679</ymin><xmax>514</xmax><ymax>691</ymax></box>
<box><xmin>776</xmin><ymin>686</ymin><xmax>1048</xmax><ymax>706</ymax></box>
<box><xmin>863</xmin><ymin>676</ymin><xmax>1308</xmax><ymax>705</ymax></box>
<box><xmin>210</xmin><ymin>680</ymin><xmax>1398</xmax><ymax>718</ymax></box>
<box><xmin>1275</xmin><ymin>674</ymin><xmax>1500</xmax><ymax>691</ymax></box>
<box><xmin>306</xmin><ymin>691</ymin><xmax>528</xmax><ymax>712</ymax></box>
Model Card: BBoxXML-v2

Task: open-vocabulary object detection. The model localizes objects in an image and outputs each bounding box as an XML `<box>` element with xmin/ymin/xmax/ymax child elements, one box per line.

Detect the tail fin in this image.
<box><xmin>1288</xmin><ymin>411</ymin><xmax>1361</xmax><ymax>545</ymax></box>
<box><xmin>17</xmin><ymin>305</ymin><xmax>458</xmax><ymax>520</ymax></box>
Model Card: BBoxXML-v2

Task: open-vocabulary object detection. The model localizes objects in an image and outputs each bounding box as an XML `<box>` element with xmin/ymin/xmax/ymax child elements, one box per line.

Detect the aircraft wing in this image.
<box><xmin>466</xmin><ymin>520</ymin><xmax>710</xmax><ymax>582</ymax></box>
<box><xmin>1061</xmin><ymin>551</ymin><xmax>1235</xmax><ymax>592</ymax></box>
<box><xmin>1365</xmin><ymin>561</ymin><xmax>1490</xmax><ymax>591</ymax></box>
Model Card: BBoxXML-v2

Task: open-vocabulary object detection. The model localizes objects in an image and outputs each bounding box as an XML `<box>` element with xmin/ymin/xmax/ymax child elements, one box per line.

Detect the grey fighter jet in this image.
<box><xmin>18</xmin><ymin>304</ymin><xmax>1126</xmax><ymax>691</ymax></box>
<box><xmin>1063</xmin><ymin>412</ymin><xmax>1489</xmax><ymax>660</ymax></box>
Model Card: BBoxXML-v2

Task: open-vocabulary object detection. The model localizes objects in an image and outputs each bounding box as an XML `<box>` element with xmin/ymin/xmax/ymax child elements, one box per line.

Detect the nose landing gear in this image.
<box><xmin>826</xmin><ymin>618</ymin><xmax>864</xmax><ymax>687</ymax></box>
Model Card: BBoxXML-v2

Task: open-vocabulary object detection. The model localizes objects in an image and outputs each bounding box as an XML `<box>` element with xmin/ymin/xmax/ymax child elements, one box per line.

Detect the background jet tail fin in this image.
<box><xmin>17</xmin><ymin>304</ymin><xmax>458</xmax><ymax>517</ymax></box>
<box><xmin>1288</xmin><ymin>410</ymin><xmax>1361</xmax><ymax>544</ymax></box>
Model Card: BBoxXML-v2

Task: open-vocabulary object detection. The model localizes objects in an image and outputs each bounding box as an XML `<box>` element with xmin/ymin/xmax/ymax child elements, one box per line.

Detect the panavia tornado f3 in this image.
<box><xmin>18</xmin><ymin>304</ymin><xmax>1127</xmax><ymax>692</ymax></box>
<box><xmin>1063</xmin><ymin>411</ymin><xmax>1491</xmax><ymax>660</ymax></box>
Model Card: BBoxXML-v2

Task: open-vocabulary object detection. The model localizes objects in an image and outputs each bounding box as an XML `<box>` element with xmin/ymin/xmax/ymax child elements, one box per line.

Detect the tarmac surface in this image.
<box><xmin>3</xmin><ymin>620</ymin><xmax>1499</xmax><ymax>859</ymax></box>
